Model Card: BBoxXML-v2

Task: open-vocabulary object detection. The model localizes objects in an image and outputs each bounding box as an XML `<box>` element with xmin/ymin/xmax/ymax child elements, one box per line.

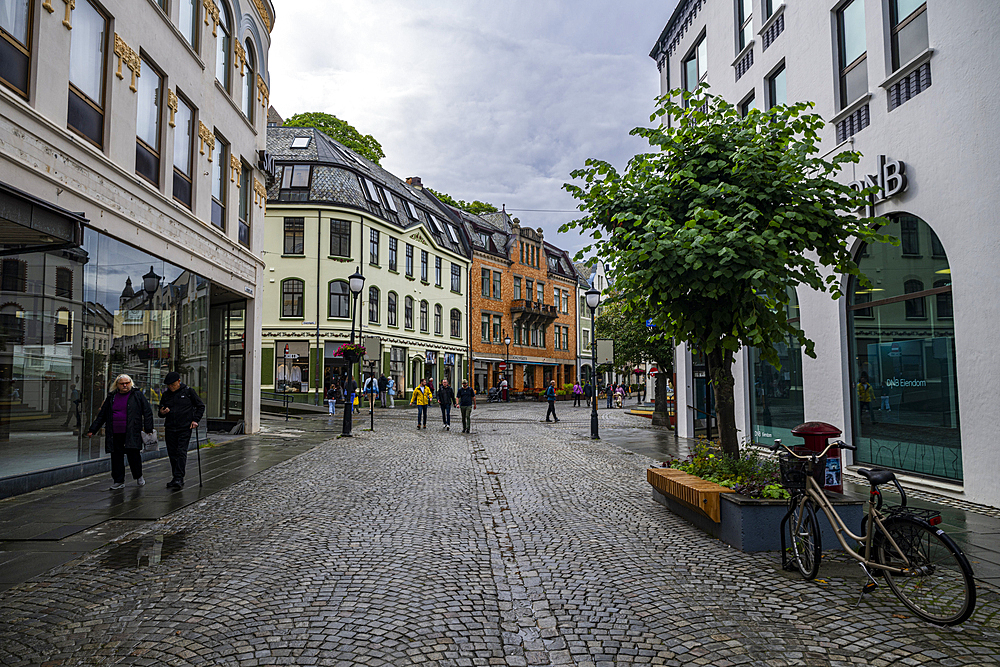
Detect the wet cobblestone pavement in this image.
<box><xmin>2</xmin><ymin>404</ymin><xmax>1000</xmax><ymax>665</ymax></box>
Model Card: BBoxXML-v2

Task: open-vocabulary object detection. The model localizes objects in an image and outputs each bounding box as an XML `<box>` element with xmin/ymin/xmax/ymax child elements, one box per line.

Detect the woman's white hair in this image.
<box><xmin>111</xmin><ymin>374</ymin><xmax>134</xmax><ymax>392</ymax></box>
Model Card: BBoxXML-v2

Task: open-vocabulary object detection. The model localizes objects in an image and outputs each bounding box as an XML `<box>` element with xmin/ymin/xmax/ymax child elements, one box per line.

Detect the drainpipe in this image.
<box><xmin>315</xmin><ymin>208</ymin><xmax>322</xmax><ymax>405</ymax></box>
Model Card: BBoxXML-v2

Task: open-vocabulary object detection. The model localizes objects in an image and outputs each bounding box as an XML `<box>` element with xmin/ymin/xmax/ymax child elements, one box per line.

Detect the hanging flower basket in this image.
<box><xmin>334</xmin><ymin>343</ymin><xmax>365</xmax><ymax>364</ymax></box>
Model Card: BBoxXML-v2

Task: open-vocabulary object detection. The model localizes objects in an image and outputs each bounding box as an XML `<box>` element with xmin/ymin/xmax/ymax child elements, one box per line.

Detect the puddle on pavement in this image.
<box><xmin>100</xmin><ymin>531</ymin><xmax>188</xmax><ymax>569</ymax></box>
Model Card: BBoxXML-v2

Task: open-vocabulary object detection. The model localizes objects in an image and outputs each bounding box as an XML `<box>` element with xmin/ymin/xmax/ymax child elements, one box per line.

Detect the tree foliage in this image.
<box><xmin>283</xmin><ymin>112</ymin><xmax>386</xmax><ymax>165</ymax></box>
<box><xmin>594</xmin><ymin>294</ymin><xmax>674</xmax><ymax>375</ymax></box>
<box><xmin>428</xmin><ymin>188</ymin><xmax>499</xmax><ymax>215</ymax></box>
<box><xmin>563</xmin><ymin>87</ymin><xmax>895</xmax><ymax>454</ymax></box>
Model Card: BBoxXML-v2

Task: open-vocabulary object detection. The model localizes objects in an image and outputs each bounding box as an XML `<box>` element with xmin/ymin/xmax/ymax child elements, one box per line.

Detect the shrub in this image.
<box><xmin>666</xmin><ymin>438</ymin><xmax>788</xmax><ymax>500</ymax></box>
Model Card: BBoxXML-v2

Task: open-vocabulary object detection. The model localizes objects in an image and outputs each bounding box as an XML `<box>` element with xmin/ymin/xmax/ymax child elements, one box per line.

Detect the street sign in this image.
<box><xmin>284</xmin><ymin>354</ymin><xmax>299</xmax><ymax>360</ymax></box>
<box><xmin>498</xmin><ymin>361</ymin><xmax>507</xmax><ymax>371</ymax></box>
<box><xmin>596</xmin><ymin>338</ymin><xmax>615</xmax><ymax>365</ymax></box>
<box><xmin>649</xmin><ymin>367</ymin><xmax>659</xmax><ymax>377</ymax></box>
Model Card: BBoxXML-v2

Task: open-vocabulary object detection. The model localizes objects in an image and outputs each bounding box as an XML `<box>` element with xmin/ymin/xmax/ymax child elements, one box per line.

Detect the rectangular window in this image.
<box><xmin>434</xmin><ymin>257</ymin><xmax>441</xmax><ymax>286</ymax></box>
<box><xmin>238</xmin><ymin>164</ymin><xmax>251</xmax><ymax>247</ymax></box>
<box><xmin>434</xmin><ymin>305</ymin><xmax>441</xmax><ymax>334</ymax></box>
<box><xmin>764</xmin><ymin>0</ymin><xmax>783</xmax><ymax>18</ymax></box>
<box><xmin>481</xmin><ymin>268</ymin><xmax>490</xmax><ymax>296</ymax></box>
<box><xmin>135</xmin><ymin>57</ymin><xmax>162</xmax><ymax>184</ymax></box>
<box><xmin>767</xmin><ymin>63</ymin><xmax>786</xmax><ymax>109</ymax></box>
<box><xmin>419</xmin><ymin>301</ymin><xmax>428</xmax><ymax>332</ymax></box>
<box><xmin>737</xmin><ymin>0</ymin><xmax>753</xmax><ymax>52</ymax></box>
<box><xmin>370</xmin><ymin>228</ymin><xmax>380</xmax><ymax>265</ymax></box>
<box><xmin>361</xmin><ymin>177</ymin><xmax>382</xmax><ymax>206</ymax></box>
<box><xmin>740</xmin><ymin>92</ymin><xmax>756</xmax><ymax>116</ymax></box>
<box><xmin>900</xmin><ymin>216</ymin><xmax>920</xmax><ymax>255</ymax></box>
<box><xmin>330</xmin><ymin>220</ymin><xmax>351</xmax><ymax>257</ymax></box>
<box><xmin>284</xmin><ymin>218</ymin><xmax>305</xmax><ymax>255</ymax></box>
<box><xmin>563</xmin><ymin>327</ymin><xmax>569</xmax><ymax>350</ymax></box>
<box><xmin>451</xmin><ymin>309</ymin><xmax>461</xmax><ymax>337</ymax></box>
<box><xmin>519</xmin><ymin>243</ymin><xmax>524</xmax><ymax>263</ymax></box>
<box><xmin>481</xmin><ymin>314</ymin><xmax>490</xmax><ymax>342</ymax></box>
<box><xmin>583</xmin><ymin>329</ymin><xmax>590</xmax><ymax>348</ymax></box>
<box><xmin>493</xmin><ymin>317</ymin><xmax>501</xmax><ymax>343</ymax></box>
<box><xmin>531</xmin><ymin>326</ymin><xmax>538</xmax><ymax>347</ymax></box>
<box><xmin>211</xmin><ymin>133</ymin><xmax>227</xmax><ymax>229</ymax></box>
<box><xmin>405</xmin><ymin>201</ymin><xmax>420</xmax><ymax>220</ymax></box>
<box><xmin>369</xmin><ymin>287</ymin><xmax>379</xmax><ymax>324</ymax></box>
<box><xmin>536</xmin><ymin>283</ymin><xmax>544</xmax><ymax>303</ymax></box>
<box><xmin>388</xmin><ymin>237</ymin><xmax>398</xmax><ymax>271</ymax></box>
<box><xmin>172</xmin><ymin>94</ymin><xmax>194</xmax><ymax>208</ymax></box>
<box><xmin>837</xmin><ymin>0</ymin><xmax>867</xmax><ymax>109</ymax></box>
<box><xmin>388</xmin><ymin>292</ymin><xmax>397</xmax><ymax>326</ymax></box>
<box><xmin>420</xmin><ymin>250</ymin><xmax>428</xmax><ymax>281</ymax></box>
<box><xmin>404</xmin><ymin>297</ymin><xmax>413</xmax><ymax>329</ymax></box>
<box><xmin>281</xmin><ymin>164</ymin><xmax>312</xmax><ymax>190</ymax></box>
<box><xmin>562</xmin><ymin>291</ymin><xmax>570</xmax><ymax>313</ymax></box>
<box><xmin>554</xmin><ymin>288</ymin><xmax>560</xmax><ymax>311</ymax></box>
<box><xmin>554</xmin><ymin>325</ymin><xmax>561</xmax><ymax>350</ymax></box>
<box><xmin>683</xmin><ymin>34</ymin><xmax>708</xmax><ymax>93</ymax></box>
<box><xmin>891</xmin><ymin>0</ymin><xmax>927</xmax><ymax>71</ymax></box>
<box><xmin>0</xmin><ymin>0</ymin><xmax>31</xmax><ymax>97</ymax></box>
<box><xmin>451</xmin><ymin>264</ymin><xmax>461</xmax><ymax>292</ymax></box>
<box><xmin>67</xmin><ymin>0</ymin><xmax>107</xmax><ymax>147</ymax></box>
<box><xmin>540</xmin><ymin>326</ymin><xmax>546</xmax><ymax>348</ymax></box>
<box><xmin>526</xmin><ymin>279</ymin><xmax>533</xmax><ymax>300</ymax></box>
<box><xmin>514</xmin><ymin>277</ymin><xmax>521</xmax><ymax>300</ymax></box>
<box><xmin>179</xmin><ymin>0</ymin><xmax>198</xmax><ymax>51</ymax></box>
<box><xmin>405</xmin><ymin>244</ymin><xmax>413</xmax><ymax>276</ymax></box>
<box><xmin>493</xmin><ymin>271</ymin><xmax>501</xmax><ymax>299</ymax></box>
<box><xmin>282</xmin><ymin>280</ymin><xmax>304</xmax><ymax>317</ymax></box>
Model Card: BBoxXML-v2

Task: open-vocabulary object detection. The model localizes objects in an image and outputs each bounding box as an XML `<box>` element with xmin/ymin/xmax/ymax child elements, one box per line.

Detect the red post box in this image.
<box><xmin>790</xmin><ymin>421</ymin><xmax>843</xmax><ymax>493</ymax></box>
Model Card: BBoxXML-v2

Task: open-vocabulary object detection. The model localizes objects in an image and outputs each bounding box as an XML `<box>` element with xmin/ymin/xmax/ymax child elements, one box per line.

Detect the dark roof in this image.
<box><xmin>266</xmin><ymin>127</ymin><xmax>470</xmax><ymax>258</ymax></box>
<box><xmin>544</xmin><ymin>242</ymin><xmax>581</xmax><ymax>284</ymax></box>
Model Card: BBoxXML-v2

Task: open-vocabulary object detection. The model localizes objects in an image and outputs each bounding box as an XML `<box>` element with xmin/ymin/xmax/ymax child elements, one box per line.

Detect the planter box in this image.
<box><xmin>649</xmin><ymin>467</ymin><xmax>865</xmax><ymax>552</ymax></box>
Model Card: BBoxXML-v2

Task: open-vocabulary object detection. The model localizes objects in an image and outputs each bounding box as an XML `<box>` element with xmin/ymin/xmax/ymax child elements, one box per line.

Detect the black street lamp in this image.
<box><xmin>586</xmin><ymin>287</ymin><xmax>602</xmax><ymax>440</ymax></box>
<box><xmin>503</xmin><ymin>331</ymin><xmax>511</xmax><ymax>402</ymax></box>
<box><xmin>341</xmin><ymin>268</ymin><xmax>365</xmax><ymax>437</ymax></box>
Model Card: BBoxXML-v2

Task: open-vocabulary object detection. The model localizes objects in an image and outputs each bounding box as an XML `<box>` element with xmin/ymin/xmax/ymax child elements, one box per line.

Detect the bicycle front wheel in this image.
<box><xmin>877</xmin><ymin>516</ymin><xmax>976</xmax><ymax>625</ymax></box>
<box><xmin>788</xmin><ymin>499</ymin><xmax>822</xmax><ymax>580</ymax></box>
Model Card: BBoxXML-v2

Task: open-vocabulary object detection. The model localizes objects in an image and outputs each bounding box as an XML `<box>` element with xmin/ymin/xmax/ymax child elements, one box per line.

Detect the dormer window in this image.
<box><xmin>291</xmin><ymin>137</ymin><xmax>311</xmax><ymax>149</ymax></box>
<box><xmin>279</xmin><ymin>164</ymin><xmax>311</xmax><ymax>202</ymax></box>
<box><xmin>428</xmin><ymin>216</ymin><xmax>444</xmax><ymax>234</ymax></box>
<box><xmin>445</xmin><ymin>224</ymin><xmax>459</xmax><ymax>244</ymax></box>
<box><xmin>360</xmin><ymin>176</ymin><xmax>382</xmax><ymax>206</ymax></box>
<box><xmin>405</xmin><ymin>201</ymin><xmax>420</xmax><ymax>220</ymax></box>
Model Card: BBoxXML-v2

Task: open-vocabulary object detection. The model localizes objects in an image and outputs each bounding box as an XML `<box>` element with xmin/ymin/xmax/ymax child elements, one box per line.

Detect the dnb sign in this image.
<box><xmin>848</xmin><ymin>155</ymin><xmax>908</xmax><ymax>217</ymax></box>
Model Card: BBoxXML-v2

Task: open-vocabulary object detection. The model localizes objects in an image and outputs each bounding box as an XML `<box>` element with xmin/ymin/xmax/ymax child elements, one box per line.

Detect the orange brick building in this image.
<box><xmin>454</xmin><ymin>211</ymin><xmax>580</xmax><ymax>395</ymax></box>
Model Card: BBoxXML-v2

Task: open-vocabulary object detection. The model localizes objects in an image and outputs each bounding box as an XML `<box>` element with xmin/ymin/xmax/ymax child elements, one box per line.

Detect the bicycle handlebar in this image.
<box><xmin>769</xmin><ymin>438</ymin><xmax>857</xmax><ymax>458</ymax></box>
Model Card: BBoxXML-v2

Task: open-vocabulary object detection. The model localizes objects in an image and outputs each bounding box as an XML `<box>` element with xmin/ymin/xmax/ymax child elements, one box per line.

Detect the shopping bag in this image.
<box><xmin>141</xmin><ymin>429</ymin><xmax>159</xmax><ymax>452</ymax></box>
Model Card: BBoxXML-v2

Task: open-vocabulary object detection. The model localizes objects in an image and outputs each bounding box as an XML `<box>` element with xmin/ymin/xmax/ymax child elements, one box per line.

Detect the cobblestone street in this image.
<box><xmin>2</xmin><ymin>404</ymin><xmax>1000</xmax><ymax>666</ymax></box>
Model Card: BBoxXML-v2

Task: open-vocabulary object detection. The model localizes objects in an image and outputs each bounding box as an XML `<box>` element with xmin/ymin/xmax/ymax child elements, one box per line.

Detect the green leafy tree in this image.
<box><xmin>594</xmin><ymin>294</ymin><xmax>675</xmax><ymax>421</ymax></box>
<box><xmin>283</xmin><ymin>112</ymin><xmax>385</xmax><ymax>165</ymax></box>
<box><xmin>563</xmin><ymin>87</ymin><xmax>894</xmax><ymax>456</ymax></box>
<box><xmin>428</xmin><ymin>188</ymin><xmax>498</xmax><ymax>215</ymax></box>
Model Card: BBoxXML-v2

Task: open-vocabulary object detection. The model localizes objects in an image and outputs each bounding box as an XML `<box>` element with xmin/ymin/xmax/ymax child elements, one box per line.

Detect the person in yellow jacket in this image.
<box><xmin>410</xmin><ymin>378</ymin><xmax>433</xmax><ymax>429</ymax></box>
<box><xmin>857</xmin><ymin>372</ymin><xmax>877</xmax><ymax>425</ymax></box>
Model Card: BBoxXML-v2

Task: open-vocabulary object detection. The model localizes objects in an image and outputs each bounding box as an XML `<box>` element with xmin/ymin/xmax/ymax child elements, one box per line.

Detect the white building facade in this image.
<box><xmin>651</xmin><ymin>1</ymin><xmax>1000</xmax><ymax>505</ymax></box>
<box><xmin>0</xmin><ymin>0</ymin><xmax>274</xmax><ymax>496</ymax></box>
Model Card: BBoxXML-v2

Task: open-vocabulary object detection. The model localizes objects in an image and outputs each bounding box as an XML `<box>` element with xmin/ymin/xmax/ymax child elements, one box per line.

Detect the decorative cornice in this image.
<box><xmin>198</xmin><ymin>121</ymin><xmax>215</xmax><ymax>159</ymax></box>
<box><xmin>250</xmin><ymin>0</ymin><xmax>272</xmax><ymax>32</ymax></box>
<box><xmin>202</xmin><ymin>0</ymin><xmax>221</xmax><ymax>36</ymax></box>
<box><xmin>61</xmin><ymin>0</ymin><xmax>74</xmax><ymax>29</ymax></box>
<box><xmin>408</xmin><ymin>232</ymin><xmax>427</xmax><ymax>244</ymax></box>
<box><xmin>166</xmin><ymin>89</ymin><xmax>178</xmax><ymax>127</ymax></box>
<box><xmin>234</xmin><ymin>41</ymin><xmax>246</xmax><ymax>76</ymax></box>
<box><xmin>230</xmin><ymin>154</ymin><xmax>241</xmax><ymax>185</ymax></box>
<box><xmin>257</xmin><ymin>74</ymin><xmax>269</xmax><ymax>110</ymax></box>
<box><xmin>113</xmin><ymin>33</ymin><xmax>141</xmax><ymax>92</ymax></box>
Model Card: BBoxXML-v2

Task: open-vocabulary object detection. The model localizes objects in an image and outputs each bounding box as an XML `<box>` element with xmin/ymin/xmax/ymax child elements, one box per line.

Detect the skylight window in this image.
<box><xmin>445</xmin><ymin>224</ymin><xmax>459</xmax><ymax>244</ymax></box>
<box><xmin>428</xmin><ymin>216</ymin><xmax>444</xmax><ymax>234</ymax></box>
<box><xmin>405</xmin><ymin>201</ymin><xmax>420</xmax><ymax>220</ymax></box>
<box><xmin>383</xmin><ymin>189</ymin><xmax>398</xmax><ymax>212</ymax></box>
<box><xmin>290</xmin><ymin>137</ymin><xmax>311</xmax><ymax>149</ymax></box>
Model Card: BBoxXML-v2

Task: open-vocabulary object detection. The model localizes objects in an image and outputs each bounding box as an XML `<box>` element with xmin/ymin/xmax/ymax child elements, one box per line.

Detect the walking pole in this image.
<box><xmin>195</xmin><ymin>425</ymin><xmax>203</xmax><ymax>487</ymax></box>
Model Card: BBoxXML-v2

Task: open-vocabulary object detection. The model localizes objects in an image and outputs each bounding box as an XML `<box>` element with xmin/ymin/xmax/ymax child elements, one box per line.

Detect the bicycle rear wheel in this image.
<box><xmin>787</xmin><ymin>499</ymin><xmax>821</xmax><ymax>580</ymax></box>
<box><xmin>877</xmin><ymin>516</ymin><xmax>976</xmax><ymax>625</ymax></box>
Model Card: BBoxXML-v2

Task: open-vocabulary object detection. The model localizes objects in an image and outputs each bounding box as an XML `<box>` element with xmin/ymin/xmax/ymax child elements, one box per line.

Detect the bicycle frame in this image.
<box><xmin>781</xmin><ymin>472</ymin><xmax>914</xmax><ymax>576</ymax></box>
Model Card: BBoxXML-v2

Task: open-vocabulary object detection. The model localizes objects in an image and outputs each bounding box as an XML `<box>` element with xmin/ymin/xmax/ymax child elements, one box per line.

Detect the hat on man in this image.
<box><xmin>164</xmin><ymin>371</ymin><xmax>181</xmax><ymax>385</ymax></box>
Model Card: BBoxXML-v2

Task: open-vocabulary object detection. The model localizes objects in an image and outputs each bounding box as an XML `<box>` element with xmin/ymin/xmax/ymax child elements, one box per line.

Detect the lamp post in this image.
<box><xmin>341</xmin><ymin>268</ymin><xmax>365</xmax><ymax>437</ymax></box>
<box><xmin>586</xmin><ymin>287</ymin><xmax>601</xmax><ymax>440</ymax></box>
<box><xmin>503</xmin><ymin>331</ymin><xmax>511</xmax><ymax>402</ymax></box>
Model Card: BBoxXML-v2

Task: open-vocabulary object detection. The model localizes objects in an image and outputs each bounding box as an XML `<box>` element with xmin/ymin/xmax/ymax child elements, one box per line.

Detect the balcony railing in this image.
<box><xmin>510</xmin><ymin>300</ymin><xmax>558</xmax><ymax>317</ymax></box>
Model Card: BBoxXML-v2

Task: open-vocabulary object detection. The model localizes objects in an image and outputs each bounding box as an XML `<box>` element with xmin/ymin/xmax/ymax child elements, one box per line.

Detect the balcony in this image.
<box><xmin>510</xmin><ymin>299</ymin><xmax>558</xmax><ymax>327</ymax></box>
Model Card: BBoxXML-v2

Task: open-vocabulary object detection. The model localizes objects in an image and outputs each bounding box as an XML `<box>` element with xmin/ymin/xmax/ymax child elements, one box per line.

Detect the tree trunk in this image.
<box><xmin>709</xmin><ymin>348</ymin><xmax>739</xmax><ymax>457</ymax></box>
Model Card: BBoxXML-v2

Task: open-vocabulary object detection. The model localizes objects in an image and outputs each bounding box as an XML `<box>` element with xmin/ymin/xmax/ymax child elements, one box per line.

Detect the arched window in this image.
<box><xmin>450</xmin><ymin>309</ymin><xmax>461</xmax><ymax>337</ymax></box>
<box><xmin>434</xmin><ymin>304</ymin><xmax>442</xmax><ymax>334</ymax></box>
<box><xmin>404</xmin><ymin>296</ymin><xmax>413</xmax><ymax>329</ymax></box>
<box><xmin>242</xmin><ymin>39</ymin><xmax>255</xmax><ymax>122</ymax></box>
<box><xmin>216</xmin><ymin>1</ymin><xmax>232</xmax><ymax>91</ymax></box>
<box><xmin>54</xmin><ymin>308</ymin><xmax>72</xmax><ymax>343</ymax></box>
<box><xmin>847</xmin><ymin>213</ymin><xmax>960</xmax><ymax>480</ymax></box>
<box><xmin>328</xmin><ymin>280</ymin><xmax>349</xmax><ymax>319</ymax></box>
<box><xmin>419</xmin><ymin>300</ymin><xmax>428</xmax><ymax>332</ymax></box>
<box><xmin>282</xmin><ymin>279</ymin><xmax>304</xmax><ymax>318</ymax></box>
<box><xmin>368</xmin><ymin>286</ymin><xmax>380</xmax><ymax>323</ymax></box>
<box><xmin>0</xmin><ymin>304</ymin><xmax>24</xmax><ymax>344</ymax></box>
<box><xmin>387</xmin><ymin>292</ymin><xmax>398</xmax><ymax>326</ymax></box>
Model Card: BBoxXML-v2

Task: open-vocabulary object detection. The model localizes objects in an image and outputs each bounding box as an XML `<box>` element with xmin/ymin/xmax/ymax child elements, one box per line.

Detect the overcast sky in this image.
<box><xmin>269</xmin><ymin>0</ymin><xmax>680</xmax><ymax>257</ymax></box>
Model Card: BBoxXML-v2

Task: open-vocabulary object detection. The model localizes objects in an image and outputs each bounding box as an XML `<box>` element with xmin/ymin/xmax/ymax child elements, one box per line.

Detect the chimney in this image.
<box><xmin>406</xmin><ymin>177</ymin><xmax>423</xmax><ymax>189</ymax></box>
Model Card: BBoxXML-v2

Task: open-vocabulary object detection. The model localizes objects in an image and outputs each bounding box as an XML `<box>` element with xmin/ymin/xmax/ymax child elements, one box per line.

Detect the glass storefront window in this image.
<box><xmin>749</xmin><ymin>289</ymin><xmax>804</xmax><ymax>447</ymax></box>
<box><xmin>848</xmin><ymin>214</ymin><xmax>960</xmax><ymax>480</ymax></box>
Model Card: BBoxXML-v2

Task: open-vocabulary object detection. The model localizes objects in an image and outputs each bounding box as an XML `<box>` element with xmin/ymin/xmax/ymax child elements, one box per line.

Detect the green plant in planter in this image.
<box><xmin>667</xmin><ymin>437</ymin><xmax>788</xmax><ymax>500</ymax></box>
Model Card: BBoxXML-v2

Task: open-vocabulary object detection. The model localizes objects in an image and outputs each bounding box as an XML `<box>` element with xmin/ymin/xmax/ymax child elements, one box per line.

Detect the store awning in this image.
<box><xmin>0</xmin><ymin>181</ymin><xmax>86</xmax><ymax>256</ymax></box>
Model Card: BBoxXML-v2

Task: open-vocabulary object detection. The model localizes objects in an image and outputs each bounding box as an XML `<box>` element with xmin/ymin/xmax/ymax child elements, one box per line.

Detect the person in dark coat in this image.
<box><xmin>378</xmin><ymin>373</ymin><xmax>389</xmax><ymax>407</ymax></box>
<box><xmin>584</xmin><ymin>381</ymin><xmax>594</xmax><ymax>407</ymax></box>
<box><xmin>158</xmin><ymin>371</ymin><xmax>205</xmax><ymax>489</ymax></box>
<box><xmin>85</xmin><ymin>374</ymin><xmax>154</xmax><ymax>490</ymax></box>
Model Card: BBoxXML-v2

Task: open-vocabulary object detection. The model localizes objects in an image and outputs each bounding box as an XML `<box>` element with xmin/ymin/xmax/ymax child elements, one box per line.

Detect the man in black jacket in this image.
<box><xmin>158</xmin><ymin>371</ymin><xmax>205</xmax><ymax>489</ymax></box>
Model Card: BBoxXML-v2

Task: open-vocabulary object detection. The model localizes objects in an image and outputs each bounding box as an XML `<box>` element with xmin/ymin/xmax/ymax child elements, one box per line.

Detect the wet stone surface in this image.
<box><xmin>1</xmin><ymin>404</ymin><xmax>1000</xmax><ymax>665</ymax></box>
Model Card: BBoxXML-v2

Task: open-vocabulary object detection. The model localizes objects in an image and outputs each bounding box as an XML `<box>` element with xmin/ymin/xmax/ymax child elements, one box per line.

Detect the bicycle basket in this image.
<box><xmin>779</xmin><ymin>451</ymin><xmax>826</xmax><ymax>491</ymax></box>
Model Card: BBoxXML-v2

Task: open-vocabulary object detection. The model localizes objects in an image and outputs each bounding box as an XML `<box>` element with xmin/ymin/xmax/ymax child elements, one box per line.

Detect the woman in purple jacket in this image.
<box><xmin>86</xmin><ymin>374</ymin><xmax>154</xmax><ymax>490</ymax></box>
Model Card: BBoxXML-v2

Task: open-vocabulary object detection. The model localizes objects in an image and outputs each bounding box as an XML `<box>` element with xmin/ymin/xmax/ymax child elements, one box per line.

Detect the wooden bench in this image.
<box><xmin>647</xmin><ymin>467</ymin><xmax>735</xmax><ymax>523</ymax></box>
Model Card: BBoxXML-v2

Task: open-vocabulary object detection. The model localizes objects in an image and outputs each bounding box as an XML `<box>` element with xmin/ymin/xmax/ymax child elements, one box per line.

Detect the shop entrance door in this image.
<box><xmin>209</xmin><ymin>297</ymin><xmax>245</xmax><ymax>426</ymax></box>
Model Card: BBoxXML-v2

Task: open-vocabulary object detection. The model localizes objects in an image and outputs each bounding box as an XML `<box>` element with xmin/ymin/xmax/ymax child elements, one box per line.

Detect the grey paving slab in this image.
<box><xmin>0</xmin><ymin>406</ymin><xmax>998</xmax><ymax>666</ymax></box>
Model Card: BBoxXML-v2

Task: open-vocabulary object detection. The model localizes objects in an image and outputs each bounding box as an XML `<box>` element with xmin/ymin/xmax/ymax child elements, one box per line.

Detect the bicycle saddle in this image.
<box><xmin>857</xmin><ymin>468</ymin><xmax>896</xmax><ymax>486</ymax></box>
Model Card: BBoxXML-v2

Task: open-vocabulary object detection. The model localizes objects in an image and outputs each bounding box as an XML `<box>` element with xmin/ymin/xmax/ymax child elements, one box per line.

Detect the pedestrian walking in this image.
<box><xmin>500</xmin><ymin>377</ymin><xmax>508</xmax><ymax>402</ymax></box>
<box><xmin>857</xmin><ymin>372</ymin><xmax>877</xmax><ymax>424</ymax></box>
<box><xmin>544</xmin><ymin>380</ymin><xmax>559</xmax><ymax>422</ymax></box>
<box><xmin>62</xmin><ymin>383</ymin><xmax>81</xmax><ymax>430</ymax></box>
<box><xmin>572</xmin><ymin>381</ymin><xmax>583</xmax><ymax>407</ymax></box>
<box><xmin>410</xmin><ymin>379</ymin><xmax>432</xmax><ymax>428</ymax></box>
<box><xmin>85</xmin><ymin>374</ymin><xmax>154</xmax><ymax>490</ymax></box>
<box><xmin>378</xmin><ymin>373</ymin><xmax>388</xmax><ymax>408</ymax></box>
<box><xmin>437</xmin><ymin>379</ymin><xmax>455</xmax><ymax>430</ymax></box>
<box><xmin>606</xmin><ymin>383</ymin><xmax>614</xmax><ymax>409</ymax></box>
<box><xmin>387</xmin><ymin>376</ymin><xmax>395</xmax><ymax>408</ymax></box>
<box><xmin>615</xmin><ymin>385</ymin><xmax>625</xmax><ymax>409</ymax></box>
<box><xmin>456</xmin><ymin>379</ymin><xmax>476</xmax><ymax>433</ymax></box>
<box><xmin>326</xmin><ymin>382</ymin><xmax>338</xmax><ymax>416</ymax></box>
<box><xmin>584</xmin><ymin>380</ymin><xmax>593</xmax><ymax>407</ymax></box>
<box><xmin>158</xmin><ymin>371</ymin><xmax>205</xmax><ymax>490</ymax></box>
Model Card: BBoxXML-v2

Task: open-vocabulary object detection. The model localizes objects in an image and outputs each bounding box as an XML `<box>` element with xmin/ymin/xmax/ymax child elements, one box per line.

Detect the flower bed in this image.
<box><xmin>663</xmin><ymin>438</ymin><xmax>788</xmax><ymax>500</ymax></box>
